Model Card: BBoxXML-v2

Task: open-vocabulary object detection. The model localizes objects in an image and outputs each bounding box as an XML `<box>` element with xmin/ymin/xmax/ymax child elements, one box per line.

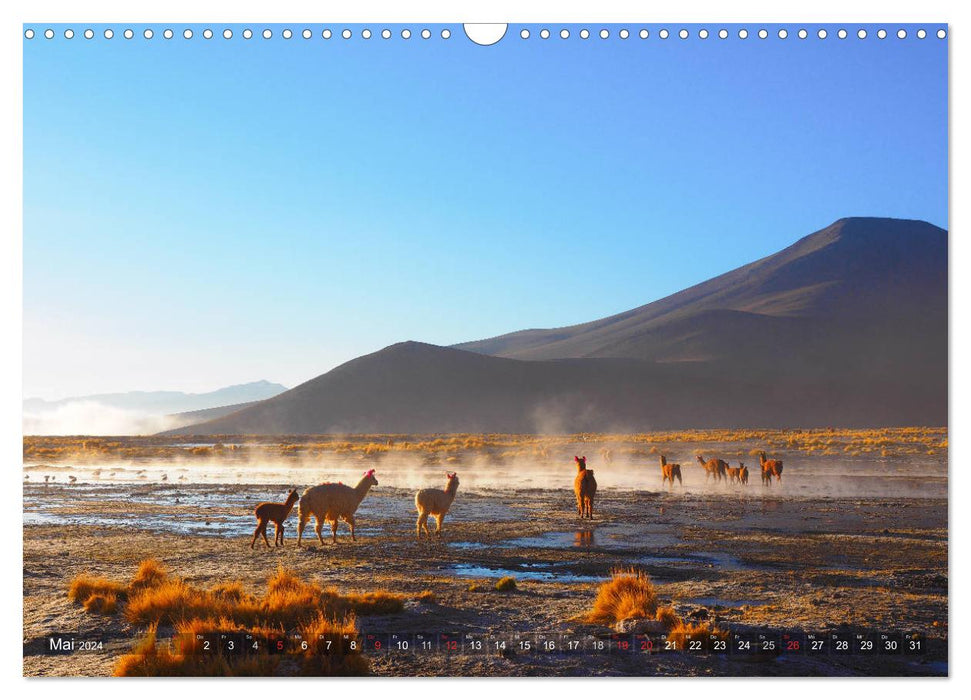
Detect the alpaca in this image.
<box><xmin>415</xmin><ymin>472</ymin><xmax>460</xmax><ymax>538</ymax></box>
<box><xmin>739</xmin><ymin>463</ymin><xmax>749</xmax><ymax>484</ymax></box>
<box><xmin>659</xmin><ymin>455</ymin><xmax>682</xmax><ymax>487</ymax></box>
<box><xmin>696</xmin><ymin>455</ymin><xmax>729</xmax><ymax>482</ymax></box>
<box><xmin>725</xmin><ymin>464</ymin><xmax>741</xmax><ymax>483</ymax></box>
<box><xmin>250</xmin><ymin>488</ymin><xmax>299</xmax><ymax>549</ymax></box>
<box><xmin>297</xmin><ymin>470</ymin><xmax>378</xmax><ymax>545</ymax></box>
<box><xmin>574</xmin><ymin>456</ymin><xmax>597</xmax><ymax>519</ymax></box>
<box><xmin>759</xmin><ymin>451</ymin><xmax>783</xmax><ymax>484</ymax></box>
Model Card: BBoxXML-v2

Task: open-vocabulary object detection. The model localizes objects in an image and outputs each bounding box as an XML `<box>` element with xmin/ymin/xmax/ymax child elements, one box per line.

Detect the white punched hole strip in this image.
<box><xmin>24</xmin><ymin>24</ymin><xmax>948</xmax><ymax>43</ymax></box>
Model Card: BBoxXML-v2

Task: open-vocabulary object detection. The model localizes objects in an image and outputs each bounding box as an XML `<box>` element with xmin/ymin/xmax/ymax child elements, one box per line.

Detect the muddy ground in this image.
<box><xmin>23</xmin><ymin>480</ymin><xmax>947</xmax><ymax>677</ymax></box>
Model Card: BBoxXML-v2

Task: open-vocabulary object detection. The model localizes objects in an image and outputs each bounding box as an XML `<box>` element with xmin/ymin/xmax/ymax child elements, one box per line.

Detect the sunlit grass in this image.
<box><xmin>25</xmin><ymin>427</ymin><xmax>948</xmax><ymax>467</ymax></box>
<box><xmin>585</xmin><ymin>568</ymin><xmax>658</xmax><ymax>624</ymax></box>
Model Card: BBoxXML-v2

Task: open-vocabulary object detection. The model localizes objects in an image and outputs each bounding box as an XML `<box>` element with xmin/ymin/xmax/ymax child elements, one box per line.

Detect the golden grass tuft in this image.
<box><xmin>83</xmin><ymin>592</ymin><xmax>118</xmax><ymax>614</ymax></box>
<box><xmin>654</xmin><ymin>605</ymin><xmax>680</xmax><ymax>630</ymax></box>
<box><xmin>130</xmin><ymin>558</ymin><xmax>168</xmax><ymax>590</ymax></box>
<box><xmin>666</xmin><ymin>620</ymin><xmax>729</xmax><ymax>650</ymax></box>
<box><xmin>494</xmin><ymin>576</ymin><xmax>518</xmax><ymax>592</ymax></box>
<box><xmin>585</xmin><ymin>568</ymin><xmax>658</xmax><ymax>624</ymax></box>
<box><xmin>341</xmin><ymin>591</ymin><xmax>406</xmax><ymax>615</ymax></box>
<box><xmin>73</xmin><ymin>560</ymin><xmax>403</xmax><ymax>633</ymax></box>
<box><xmin>113</xmin><ymin>624</ymin><xmax>285</xmax><ymax>677</ymax></box>
<box><xmin>68</xmin><ymin>574</ymin><xmax>126</xmax><ymax>604</ymax></box>
<box><xmin>209</xmin><ymin>581</ymin><xmax>248</xmax><ymax>602</ymax></box>
<box><xmin>414</xmin><ymin>590</ymin><xmax>437</xmax><ymax>603</ymax></box>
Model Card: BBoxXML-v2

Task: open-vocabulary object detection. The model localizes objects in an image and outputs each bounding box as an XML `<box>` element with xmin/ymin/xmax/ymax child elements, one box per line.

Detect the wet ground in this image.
<box><xmin>23</xmin><ymin>463</ymin><xmax>948</xmax><ymax>677</ymax></box>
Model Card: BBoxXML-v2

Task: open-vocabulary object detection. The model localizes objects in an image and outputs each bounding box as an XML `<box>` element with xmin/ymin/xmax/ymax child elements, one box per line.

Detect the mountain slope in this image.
<box><xmin>168</xmin><ymin>217</ymin><xmax>947</xmax><ymax>435</ymax></box>
<box><xmin>454</xmin><ymin>217</ymin><xmax>947</xmax><ymax>365</ymax></box>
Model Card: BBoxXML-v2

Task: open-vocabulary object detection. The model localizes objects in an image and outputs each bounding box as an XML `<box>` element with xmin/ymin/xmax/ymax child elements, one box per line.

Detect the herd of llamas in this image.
<box><xmin>250</xmin><ymin>450</ymin><xmax>785</xmax><ymax>548</ymax></box>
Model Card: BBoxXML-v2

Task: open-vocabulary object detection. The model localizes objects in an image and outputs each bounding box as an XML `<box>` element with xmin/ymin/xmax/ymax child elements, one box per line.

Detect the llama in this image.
<box><xmin>600</xmin><ymin>448</ymin><xmax>613</xmax><ymax>464</ymax></box>
<box><xmin>297</xmin><ymin>470</ymin><xmax>378</xmax><ymax>545</ymax></box>
<box><xmin>739</xmin><ymin>463</ymin><xmax>749</xmax><ymax>484</ymax></box>
<box><xmin>574</xmin><ymin>456</ymin><xmax>597</xmax><ymax>519</ymax></box>
<box><xmin>696</xmin><ymin>455</ymin><xmax>728</xmax><ymax>482</ymax></box>
<box><xmin>725</xmin><ymin>464</ymin><xmax>742</xmax><ymax>483</ymax></box>
<box><xmin>250</xmin><ymin>488</ymin><xmax>300</xmax><ymax>549</ymax></box>
<box><xmin>415</xmin><ymin>472</ymin><xmax>460</xmax><ymax>538</ymax></box>
<box><xmin>759</xmin><ymin>451</ymin><xmax>783</xmax><ymax>484</ymax></box>
<box><xmin>659</xmin><ymin>455</ymin><xmax>682</xmax><ymax>487</ymax></box>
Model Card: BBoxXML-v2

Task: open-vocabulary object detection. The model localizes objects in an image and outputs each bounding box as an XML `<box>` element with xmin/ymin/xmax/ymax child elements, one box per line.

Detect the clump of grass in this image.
<box><xmin>342</xmin><ymin>591</ymin><xmax>405</xmax><ymax>615</ymax></box>
<box><xmin>72</xmin><ymin>560</ymin><xmax>403</xmax><ymax>631</ymax></box>
<box><xmin>68</xmin><ymin>574</ymin><xmax>126</xmax><ymax>604</ymax></box>
<box><xmin>495</xmin><ymin>576</ymin><xmax>517</xmax><ymax>592</ymax></box>
<box><xmin>209</xmin><ymin>581</ymin><xmax>248</xmax><ymax>603</ymax></box>
<box><xmin>130</xmin><ymin>559</ymin><xmax>168</xmax><ymax>590</ymax></box>
<box><xmin>654</xmin><ymin>605</ymin><xmax>680</xmax><ymax>630</ymax></box>
<box><xmin>83</xmin><ymin>592</ymin><xmax>118</xmax><ymax>614</ymax></box>
<box><xmin>113</xmin><ymin>623</ymin><xmax>285</xmax><ymax>677</ymax></box>
<box><xmin>585</xmin><ymin>568</ymin><xmax>658</xmax><ymax>624</ymax></box>
<box><xmin>666</xmin><ymin>620</ymin><xmax>728</xmax><ymax>650</ymax></box>
<box><xmin>414</xmin><ymin>590</ymin><xmax>436</xmax><ymax>603</ymax></box>
<box><xmin>295</xmin><ymin>613</ymin><xmax>369</xmax><ymax>677</ymax></box>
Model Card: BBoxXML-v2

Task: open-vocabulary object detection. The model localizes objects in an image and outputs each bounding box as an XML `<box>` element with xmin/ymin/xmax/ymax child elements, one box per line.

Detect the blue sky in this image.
<box><xmin>23</xmin><ymin>24</ymin><xmax>948</xmax><ymax>399</ymax></box>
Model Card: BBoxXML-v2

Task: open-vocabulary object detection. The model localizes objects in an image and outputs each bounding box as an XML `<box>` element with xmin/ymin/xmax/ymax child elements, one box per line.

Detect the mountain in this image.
<box><xmin>167</xmin><ymin>217</ymin><xmax>947</xmax><ymax>435</ymax></box>
<box><xmin>454</xmin><ymin>217</ymin><xmax>946</xmax><ymax>365</ymax></box>
<box><xmin>25</xmin><ymin>380</ymin><xmax>287</xmax><ymax>416</ymax></box>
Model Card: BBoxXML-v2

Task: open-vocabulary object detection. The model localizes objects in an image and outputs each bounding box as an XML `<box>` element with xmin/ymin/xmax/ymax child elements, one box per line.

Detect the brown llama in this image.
<box><xmin>739</xmin><ymin>463</ymin><xmax>749</xmax><ymax>484</ymax></box>
<box><xmin>250</xmin><ymin>488</ymin><xmax>300</xmax><ymax>549</ymax></box>
<box><xmin>659</xmin><ymin>455</ymin><xmax>682</xmax><ymax>487</ymax></box>
<box><xmin>573</xmin><ymin>456</ymin><xmax>597</xmax><ymax>519</ymax></box>
<box><xmin>696</xmin><ymin>455</ymin><xmax>729</xmax><ymax>482</ymax></box>
<box><xmin>725</xmin><ymin>463</ymin><xmax>742</xmax><ymax>483</ymax></box>
<box><xmin>759</xmin><ymin>451</ymin><xmax>783</xmax><ymax>485</ymax></box>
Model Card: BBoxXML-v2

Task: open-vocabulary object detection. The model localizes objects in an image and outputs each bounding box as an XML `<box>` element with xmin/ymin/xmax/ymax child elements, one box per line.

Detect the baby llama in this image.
<box><xmin>297</xmin><ymin>469</ymin><xmax>379</xmax><ymax>545</ymax></box>
<box><xmin>250</xmin><ymin>488</ymin><xmax>300</xmax><ymax>549</ymax></box>
<box><xmin>415</xmin><ymin>472</ymin><xmax>460</xmax><ymax>538</ymax></box>
<box><xmin>574</xmin><ymin>456</ymin><xmax>597</xmax><ymax>519</ymax></box>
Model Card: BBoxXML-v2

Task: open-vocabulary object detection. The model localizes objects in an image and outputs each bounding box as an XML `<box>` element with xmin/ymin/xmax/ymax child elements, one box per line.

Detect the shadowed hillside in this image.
<box><xmin>166</xmin><ymin>218</ymin><xmax>947</xmax><ymax>435</ymax></box>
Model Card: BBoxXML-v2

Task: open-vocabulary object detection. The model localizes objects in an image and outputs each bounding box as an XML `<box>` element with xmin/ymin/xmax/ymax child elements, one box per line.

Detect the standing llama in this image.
<box><xmin>574</xmin><ymin>456</ymin><xmax>597</xmax><ymax>519</ymax></box>
<box><xmin>659</xmin><ymin>455</ymin><xmax>682</xmax><ymax>487</ymax></box>
<box><xmin>696</xmin><ymin>455</ymin><xmax>729</xmax><ymax>482</ymax></box>
<box><xmin>759</xmin><ymin>451</ymin><xmax>783</xmax><ymax>485</ymax></box>
<box><xmin>725</xmin><ymin>463</ymin><xmax>742</xmax><ymax>484</ymax></box>
<box><xmin>297</xmin><ymin>470</ymin><xmax>379</xmax><ymax>545</ymax></box>
<box><xmin>415</xmin><ymin>472</ymin><xmax>460</xmax><ymax>538</ymax></box>
<box><xmin>250</xmin><ymin>488</ymin><xmax>299</xmax><ymax>549</ymax></box>
<box><xmin>739</xmin><ymin>463</ymin><xmax>749</xmax><ymax>484</ymax></box>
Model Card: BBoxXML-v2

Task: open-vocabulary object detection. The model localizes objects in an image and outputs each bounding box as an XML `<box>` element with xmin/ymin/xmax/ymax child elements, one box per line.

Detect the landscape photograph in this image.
<box><xmin>22</xmin><ymin>23</ymin><xmax>947</xmax><ymax>677</ymax></box>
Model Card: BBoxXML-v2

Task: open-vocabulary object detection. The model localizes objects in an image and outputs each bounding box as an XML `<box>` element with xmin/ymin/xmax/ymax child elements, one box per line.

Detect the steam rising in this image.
<box><xmin>23</xmin><ymin>401</ymin><xmax>189</xmax><ymax>436</ymax></box>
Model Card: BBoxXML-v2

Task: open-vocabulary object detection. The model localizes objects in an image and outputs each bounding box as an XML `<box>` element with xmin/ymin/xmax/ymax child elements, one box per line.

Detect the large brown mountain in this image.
<box><xmin>166</xmin><ymin>217</ymin><xmax>947</xmax><ymax>435</ymax></box>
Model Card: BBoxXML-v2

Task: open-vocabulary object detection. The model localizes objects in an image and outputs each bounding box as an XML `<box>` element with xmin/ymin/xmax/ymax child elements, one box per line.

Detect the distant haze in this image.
<box><xmin>23</xmin><ymin>381</ymin><xmax>286</xmax><ymax>435</ymax></box>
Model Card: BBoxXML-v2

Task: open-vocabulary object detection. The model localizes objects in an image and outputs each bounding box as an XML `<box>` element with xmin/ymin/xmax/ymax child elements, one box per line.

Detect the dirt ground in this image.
<box><xmin>23</xmin><ymin>481</ymin><xmax>947</xmax><ymax>677</ymax></box>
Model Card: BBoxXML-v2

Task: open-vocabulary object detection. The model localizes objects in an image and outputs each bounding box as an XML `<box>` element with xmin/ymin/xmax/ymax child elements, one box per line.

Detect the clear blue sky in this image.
<box><xmin>23</xmin><ymin>24</ymin><xmax>948</xmax><ymax>399</ymax></box>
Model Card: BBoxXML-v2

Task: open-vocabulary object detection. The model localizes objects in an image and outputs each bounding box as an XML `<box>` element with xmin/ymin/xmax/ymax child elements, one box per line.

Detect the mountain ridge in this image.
<box><xmin>163</xmin><ymin>217</ymin><xmax>947</xmax><ymax>435</ymax></box>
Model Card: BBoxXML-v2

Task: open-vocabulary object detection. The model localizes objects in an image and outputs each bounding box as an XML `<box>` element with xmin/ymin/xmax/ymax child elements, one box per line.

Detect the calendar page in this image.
<box><xmin>21</xmin><ymin>20</ymin><xmax>947</xmax><ymax>679</ymax></box>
